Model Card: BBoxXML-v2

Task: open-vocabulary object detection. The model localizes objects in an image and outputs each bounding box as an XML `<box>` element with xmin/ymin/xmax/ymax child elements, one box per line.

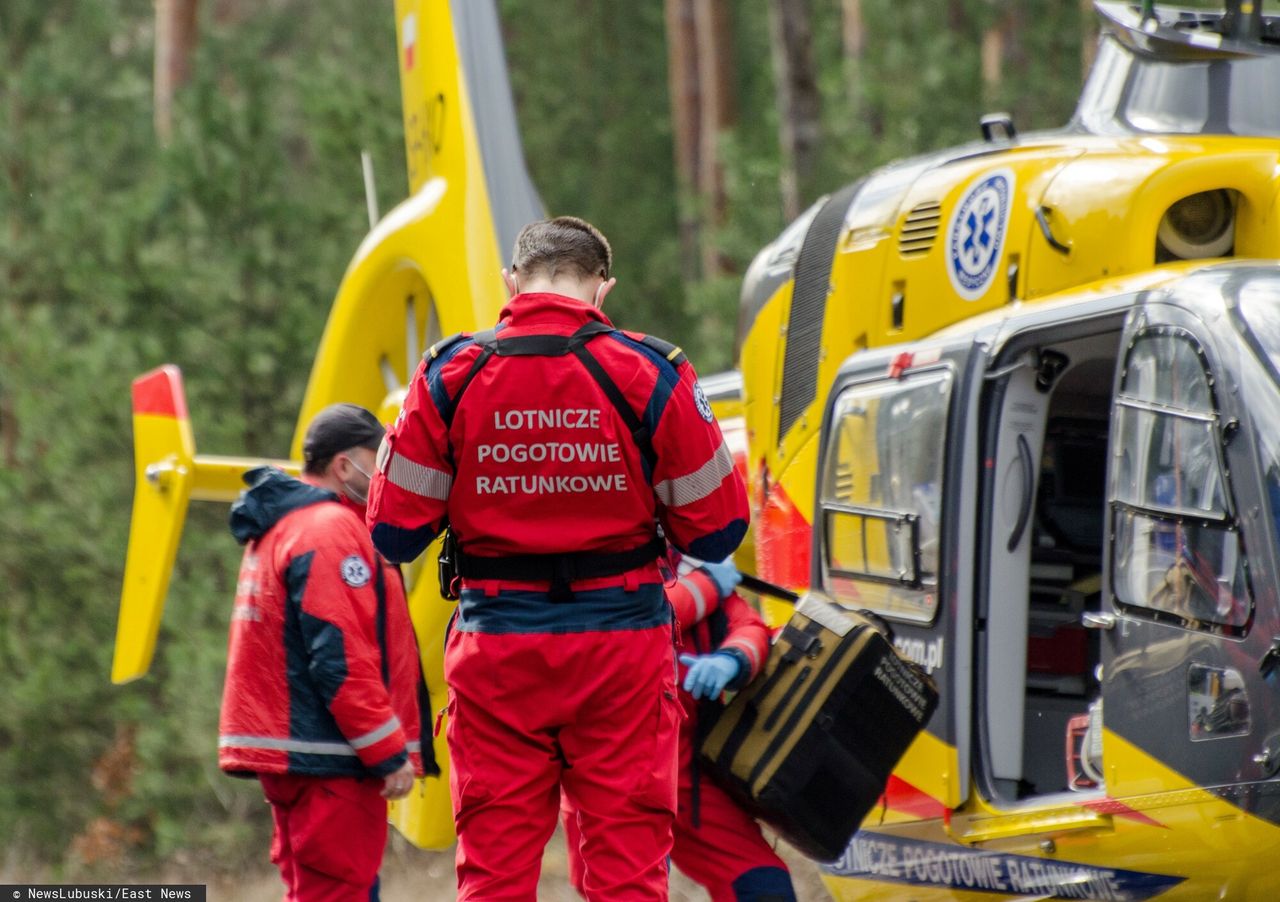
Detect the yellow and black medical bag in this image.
<box><xmin>699</xmin><ymin>594</ymin><xmax>938</xmax><ymax>861</ymax></box>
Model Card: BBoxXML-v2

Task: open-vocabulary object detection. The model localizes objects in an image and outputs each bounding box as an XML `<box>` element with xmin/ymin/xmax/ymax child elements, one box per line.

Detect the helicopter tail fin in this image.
<box><xmin>112</xmin><ymin>366</ymin><xmax>197</xmax><ymax>684</ymax></box>
<box><xmin>113</xmin><ymin>366</ymin><xmax>296</xmax><ymax>683</ymax></box>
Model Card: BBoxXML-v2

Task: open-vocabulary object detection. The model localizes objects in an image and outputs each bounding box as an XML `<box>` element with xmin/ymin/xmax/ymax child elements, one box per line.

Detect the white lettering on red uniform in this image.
<box><xmin>475</xmin><ymin>473</ymin><xmax>629</xmax><ymax>495</ymax></box>
<box><xmin>492</xmin><ymin>408</ymin><xmax>601</xmax><ymax>430</ymax></box>
<box><xmin>475</xmin><ymin>407</ymin><xmax>628</xmax><ymax>496</ymax></box>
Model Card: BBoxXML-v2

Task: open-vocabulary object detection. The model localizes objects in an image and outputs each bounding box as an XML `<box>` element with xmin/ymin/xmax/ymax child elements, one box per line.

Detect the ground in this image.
<box><xmin>208</xmin><ymin>824</ymin><xmax>836</xmax><ymax>901</ymax></box>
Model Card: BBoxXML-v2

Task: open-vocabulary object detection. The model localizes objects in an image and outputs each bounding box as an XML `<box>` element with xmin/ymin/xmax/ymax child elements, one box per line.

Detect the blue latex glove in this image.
<box><xmin>679</xmin><ymin>652</ymin><xmax>741</xmax><ymax>700</ymax></box>
<box><xmin>701</xmin><ymin>558</ymin><xmax>742</xmax><ymax>600</ymax></box>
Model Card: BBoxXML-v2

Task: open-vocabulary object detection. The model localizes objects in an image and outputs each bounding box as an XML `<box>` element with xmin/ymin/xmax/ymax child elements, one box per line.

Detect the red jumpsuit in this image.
<box><xmin>222</xmin><ymin>467</ymin><xmax>434</xmax><ymax>902</ymax></box>
<box><xmin>563</xmin><ymin>566</ymin><xmax>795</xmax><ymax>901</ymax></box>
<box><xmin>367</xmin><ymin>293</ymin><xmax>749</xmax><ymax>901</ymax></box>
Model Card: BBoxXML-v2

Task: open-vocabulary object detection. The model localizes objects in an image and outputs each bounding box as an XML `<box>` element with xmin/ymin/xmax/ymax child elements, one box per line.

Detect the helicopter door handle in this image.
<box><xmin>1007</xmin><ymin>433</ymin><xmax>1034</xmax><ymax>552</ymax></box>
<box><xmin>1036</xmin><ymin>206</ymin><xmax>1071</xmax><ymax>255</ymax></box>
<box><xmin>1082</xmin><ymin>612</ymin><xmax>1117</xmax><ymax>631</ymax></box>
<box><xmin>1258</xmin><ymin>637</ymin><xmax>1280</xmax><ymax>681</ymax></box>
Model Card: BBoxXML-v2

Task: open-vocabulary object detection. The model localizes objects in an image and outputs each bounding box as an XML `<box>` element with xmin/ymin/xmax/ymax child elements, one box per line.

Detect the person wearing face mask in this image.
<box><xmin>367</xmin><ymin>216</ymin><xmax>749</xmax><ymax>900</ymax></box>
<box><xmin>219</xmin><ymin>403</ymin><xmax>438</xmax><ymax>902</ymax></box>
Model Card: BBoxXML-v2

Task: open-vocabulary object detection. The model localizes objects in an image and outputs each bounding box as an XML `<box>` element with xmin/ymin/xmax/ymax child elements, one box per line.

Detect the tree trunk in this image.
<box><xmin>664</xmin><ymin>0</ymin><xmax>701</xmax><ymax>283</ymax></box>
<box><xmin>768</xmin><ymin>0</ymin><xmax>821</xmax><ymax>222</ymax></box>
<box><xmin>981</xmin><ymin>25</ymin><xmax>1003</xmax><ymax>101</ymax></box>
<box><xmin>693</xmin><ymin>0</ymin><xmax>735</xmax><ymax>276</ymax></box>
<box><xmin>841</xmin><ymin>0</ymin><xmax>878</xmax><ymax>136</ymax></box>
<box><xmin>842</xmin><ymin>0</ymin><xmax>864</xmax><ymax>61</ymax></box>
<box><xmin>665</xmin><ymin>0</ymin><xmax>736</xmax><ymax>279</ymax></box>
<box><xmin>153</xmin><ymin>0</ymin><xmax>200</xmax><ymax>142</ymax></box>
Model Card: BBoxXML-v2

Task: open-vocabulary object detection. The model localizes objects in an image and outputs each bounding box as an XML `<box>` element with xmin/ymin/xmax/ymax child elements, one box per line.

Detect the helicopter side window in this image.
<box><xmin>1111</xmin><ymin>332</ymin><xmax>1251</xmax><ymax>632</ymax></box>
<box><xmin>1078</xmin><ymin>35</ymin><xmax>1280</xmax><ymax>137</ymax></box>
<box><xmin>1124</xmin><ymin>61</ymin><xmax>1208</xmax><ymax>134</ymax></box>
<box><xmin>818</xmin><ymin>370</ymin><xmax>950</xmax><ymax>623</ymax></box>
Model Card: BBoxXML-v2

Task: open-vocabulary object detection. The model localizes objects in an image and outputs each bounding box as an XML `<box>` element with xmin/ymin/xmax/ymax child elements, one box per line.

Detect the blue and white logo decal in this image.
<box><xmin>825</xmin><ymin>833</ymin><xmax>1184</xmax><ymax>900</ymax></box>
<box><xmin>694</xmin><ymin>383</ymin><xmax>715</xmax><ymax>422</ymax></box>
<box><xmin>947</xmin><ymin>169</ymin><xmax>1013</xmax><ymax>301</ymax></box>
<box><xmin>340</xmin><ymin>555</ymin><xmax>372</xmax><ymax>589</ymax></box>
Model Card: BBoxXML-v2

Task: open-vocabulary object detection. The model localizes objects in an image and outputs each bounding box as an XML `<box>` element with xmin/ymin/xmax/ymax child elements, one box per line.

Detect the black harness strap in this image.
<box><xmin>435</xmin><ymin>320</ymin><xmax>663</xmax><ymax>600</ymax></box>
<box><xmin>569</xmin><ymin>342</ymin><xmax>657</xmax><ymax>474</ymax></box>
<box><xmin>441</xmin><ymin>320</ymin><xmax>656</xmax><ymax>472</ymax></box>
<box><xmin>441</xmin><ymin>328</ymin><xmax>498</xmax><ymax>426</ymax></box>
<box><xmin>456</xmin><ymin>536</ymin><xmax>666</xmax><ymax>602</ymax></box>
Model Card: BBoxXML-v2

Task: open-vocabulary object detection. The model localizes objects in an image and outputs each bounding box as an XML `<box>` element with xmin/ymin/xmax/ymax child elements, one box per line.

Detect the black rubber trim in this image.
<box><xmin>778</xmin><ymin>181</ymin><xmax>865</xmax><ymax>441</ymax></box>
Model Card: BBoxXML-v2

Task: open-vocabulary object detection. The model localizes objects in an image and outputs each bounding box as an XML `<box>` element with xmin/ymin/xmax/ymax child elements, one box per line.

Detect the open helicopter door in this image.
<box><xmin>814</xmin><ymin>332</ymin><xmax>983</xmax><ymax>828</ymax></box>
<box><xmin>1096</xmin><ymin>278</ymin><xmax>1280</xmax><ymax>880</ymax></box>
<box><xmin>941</xmin><ymin>295</ymin><xmax>1140</xmax><ymax>864</ymax></box>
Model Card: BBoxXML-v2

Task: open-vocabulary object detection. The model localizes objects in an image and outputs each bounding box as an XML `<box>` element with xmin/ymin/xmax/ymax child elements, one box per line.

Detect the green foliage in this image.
<box><xmin>1</xmin><ymin>0</ymin><xmax>401</xmax><ymax>873</ymax></box>
<box><xmin>2</xmin><ymin>0</ymin><xmax>1130</xmax><ymax>873</ymax></box>
<box><xmin>497</xmin><ymin>0</ymin><xmax>686</xmax><ymax>345</ymax></box>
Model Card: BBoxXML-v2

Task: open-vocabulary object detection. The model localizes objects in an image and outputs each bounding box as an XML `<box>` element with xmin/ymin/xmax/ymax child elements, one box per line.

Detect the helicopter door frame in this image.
<box><xmin>814</xmin><ymin>333</ymin><xmax>984</xmax><ymax>812</ymax></box>
<box><xmin>965</xmin><ymin>304</ymin><xmax>1131</xmax><ymax>815</ymax></box>
<box><xmin>1100</xmin><ymin>295</ymin><xmax>1277</xmax><ymax>810</ymax></box>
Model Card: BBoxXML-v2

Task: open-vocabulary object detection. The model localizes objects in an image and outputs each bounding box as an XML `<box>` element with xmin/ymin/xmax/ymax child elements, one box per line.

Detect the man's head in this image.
<box><xmin>302</xmin><ymin>403</ymin><xmax>384</xmax><ymax>504</ymax></box>
<box><xmin>507</xmin><ymin>216</ymin><xmax>615</xmax><ymax>306</ymax></box>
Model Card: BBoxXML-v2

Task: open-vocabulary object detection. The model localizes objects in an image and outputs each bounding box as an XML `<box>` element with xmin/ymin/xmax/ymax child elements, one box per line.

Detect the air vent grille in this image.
<box><xmin>898</xmin><ymin>201</ymin><xmax>942</xmax><ymax>257</ymax></box>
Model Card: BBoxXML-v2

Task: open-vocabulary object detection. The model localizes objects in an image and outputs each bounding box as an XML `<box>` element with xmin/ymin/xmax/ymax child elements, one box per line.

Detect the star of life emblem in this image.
<box><xmin>340</xmin><ymin>555</ymin><xmax>372</xmax><ymax>588</ymax></box>
<box><xmin>694</xmin><ymin>383</ymin><xmax>715</xmax><ymax>422</ymax></box>
<box><xmin>946</xmin><ymin>170</ymin><xmax>1013</xmax><ymax>301</ymax></box>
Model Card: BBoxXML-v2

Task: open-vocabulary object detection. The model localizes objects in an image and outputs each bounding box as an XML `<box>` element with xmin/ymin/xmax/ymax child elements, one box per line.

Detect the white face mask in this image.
<box><xmin>342</xmin><ymin>457</ymin><xmax>374</xmax><ymax>505</ymax></box>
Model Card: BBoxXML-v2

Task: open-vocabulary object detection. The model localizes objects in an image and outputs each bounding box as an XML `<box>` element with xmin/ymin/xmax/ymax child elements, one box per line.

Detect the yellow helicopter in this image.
<box><xmin>114</xmin><ymin>0</ymin><xmax>1280</xmax><ymax>895</ymax></box>
<box><xmin>737</xmin><ymin>0</ymin><xmax>1280</xmax><ymax>897</ymax></box>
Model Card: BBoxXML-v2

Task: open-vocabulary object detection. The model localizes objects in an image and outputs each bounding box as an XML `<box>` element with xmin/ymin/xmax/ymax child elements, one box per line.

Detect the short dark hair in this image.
<box><xmin>511</xmin><ymin>216</ymin><xmax>612</xmax><ymax>281</ymax></box>
<box><xmin>302</xmin><ymin>404</ymin><xmax>384</xmax><ymax>475</ymax></box>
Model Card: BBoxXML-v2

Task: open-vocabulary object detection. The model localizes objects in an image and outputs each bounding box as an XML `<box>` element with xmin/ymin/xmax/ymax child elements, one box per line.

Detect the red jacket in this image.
<box><xmin>367</xmin><ymin>293</ymin><xmax>748</xmax><ymax>626</ymax></box>
<box><xmin>219</xmin><ymin>467</ymin><xmax>434</xmax><ymax>779</ymax></box>
<box><xmin>668</xmin><ymin>567</ymin><xmax>771</xmax><ymax>707</ymax></box>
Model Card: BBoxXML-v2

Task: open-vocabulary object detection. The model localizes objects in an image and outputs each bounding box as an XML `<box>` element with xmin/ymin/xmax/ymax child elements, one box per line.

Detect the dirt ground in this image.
<box><xmin>206</xmin><ymin>824</ymin><xmax>836</xmax><ymax>901</ymax></box>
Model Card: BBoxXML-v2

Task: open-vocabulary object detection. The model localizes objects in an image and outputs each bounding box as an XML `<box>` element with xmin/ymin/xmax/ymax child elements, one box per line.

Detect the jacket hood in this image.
<box><xmin>229</xmin><ymin>466</ymin><xmax>337</xmax><ymax>544</ymax></box>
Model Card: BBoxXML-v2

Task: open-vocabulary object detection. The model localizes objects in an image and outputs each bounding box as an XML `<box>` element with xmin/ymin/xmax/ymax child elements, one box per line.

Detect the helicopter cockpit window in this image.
<box><xmin>1232</xmin><ymin>277</ymin><xmax>1280</xmax><ymax>576</ymax></box>
<box><xmin>1111</xmin><ymin>332</ymin><xmax>1250</xmax><ymax>632</ymax></box>
<box><xmin>1124</xmin><ymin>60</ymin><xmax>1209</xmax><ymax>134</ymax></box>
<box><xmin>819</xmin><ymin>369</ymin><xmax>950</xmax><ymax>623</ymax></box>
<box><xmin>1076</xmin><ymin>37</ymin><xmax>1280</xmax><ymax>137</ymax></box>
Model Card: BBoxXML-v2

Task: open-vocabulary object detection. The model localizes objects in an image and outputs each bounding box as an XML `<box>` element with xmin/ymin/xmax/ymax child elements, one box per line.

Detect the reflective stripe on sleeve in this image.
<box><xmin>387</xmin><ymin>453</ymin><xmax>452</xmax><ymax>500</ymax></box>
<box><xmin>678</xmin><ymin>575</ymin><xmax>709</xmax><ymax>622</ymax></box>
<box><xmin>655</xmin><ymin>440</ymin><xmax>734</xmax><ymax>508</ymax></box>
<box><xmin>220</xmin><ymin>716</ymin><xmax>403</xmax><ymax>756</ymax></box>
<box><xmin>219</xmin><ymin>735</ymin><xmax>358</xmax><ymax>756</ymax></box>
<box><xmin>349</xmin><ymin>715</ymin><xmax>402</xmax><ymax>750</ymax></box>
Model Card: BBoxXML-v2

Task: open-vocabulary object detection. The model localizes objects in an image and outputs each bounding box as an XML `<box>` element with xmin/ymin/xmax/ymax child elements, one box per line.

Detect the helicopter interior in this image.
<box><xmin>982</xmin><ymin>327</ymin><xmax>1122</xmax><ymax>804</ymax></box>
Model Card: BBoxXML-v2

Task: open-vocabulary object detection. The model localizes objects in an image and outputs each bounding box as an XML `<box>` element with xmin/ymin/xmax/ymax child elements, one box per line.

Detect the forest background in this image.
<box><xmin>0</xmin><ymin>0</ymin><xmax>1200</xmax><ymax>884</ymax></box>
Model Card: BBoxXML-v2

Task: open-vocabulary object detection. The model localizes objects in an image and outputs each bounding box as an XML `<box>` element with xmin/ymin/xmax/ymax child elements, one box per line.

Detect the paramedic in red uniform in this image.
<box><xmin>219</xmin><ymin>404</ymin><xmax>436</xmax><ymax>902</ymax></box>
<box><xmin>563</xmin><ymin>557</ymin><xmax>797</xmax><ymax>902</ymax></box>
<box><xmin>366</xmin><ymin>216</ymin><xmax>749</xmax><ymax>901</ymax></box>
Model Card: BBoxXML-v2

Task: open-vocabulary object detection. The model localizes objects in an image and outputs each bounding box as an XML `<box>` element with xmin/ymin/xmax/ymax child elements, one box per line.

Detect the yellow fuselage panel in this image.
<box><xmin>293</xmin><ymin>0</ymin><xmax>508</xmax><ymax>457</ymax></box>
<box><xmin>743</xmin><ymin>133</ymin><xmax>1280</xmax><ymax>551</ymax></box>
<box><xmin>820</xmin><ymin>729</ymin><xmax>1280</xmax><ymax>899</ymax></box>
